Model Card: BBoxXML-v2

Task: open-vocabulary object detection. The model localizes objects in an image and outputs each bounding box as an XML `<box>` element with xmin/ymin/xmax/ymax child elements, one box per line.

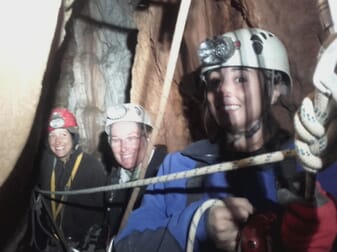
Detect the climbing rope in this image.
<box><xmin>186</xmin><ymin>199</ymin><xmax>225</xmax><ymax>252</ymax></box>
<box><xmin>294</xmin><ymin>96</ymin><xmax>328</xmax><ymax>172</ymax></box>
<box><xmin>36</xmin><ymin>149</ymin><xmax>296</xmax><ymax>196</ymax></box>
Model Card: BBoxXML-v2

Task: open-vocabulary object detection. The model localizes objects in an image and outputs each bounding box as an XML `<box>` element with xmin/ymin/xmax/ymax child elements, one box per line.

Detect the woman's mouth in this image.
<box><xmin>224</xmin><ymin>104</ymin><xmax>240</xmax><ymax>111</ymax></box>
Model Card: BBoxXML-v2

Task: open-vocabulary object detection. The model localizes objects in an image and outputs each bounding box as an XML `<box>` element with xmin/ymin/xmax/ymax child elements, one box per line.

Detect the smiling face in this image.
<box><xmin>48</xmin><ymin>128</ymin><xmax>74</xmax><ymax>162</ymax></box>
<box><xmin>109</xmin><ymin>121</ymin><xmax>147</xmax><ymax>171</ymax></box>
<box><xmin>206</xmin><ymin>67</ymin><xmax>263</xmax><ymax>133</ymax></box>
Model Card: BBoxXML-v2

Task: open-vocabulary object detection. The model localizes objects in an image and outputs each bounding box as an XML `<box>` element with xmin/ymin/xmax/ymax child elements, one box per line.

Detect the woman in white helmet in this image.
<box><xmin>113</xmin><ymin>28</ymin><xmax>337</xmax><ymax>252</ymax></box>
<box><xmin>104</xmin><ymin>103</ymin><xmax>167</xmax><ymax>237</ymax></box>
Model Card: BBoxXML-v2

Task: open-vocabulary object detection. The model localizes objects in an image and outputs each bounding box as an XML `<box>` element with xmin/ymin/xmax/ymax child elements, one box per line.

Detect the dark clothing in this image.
<box><xmin>106</xmin><ymin>145</ymin><xmax>167</xmax><ymax>236</ymax></box>
<box><xmin>114</xmin><ymin>139</ymin><xmax>337</xmax><ymax>252</ymax></box>
<box><xmin>33</xmin><ymin>147</ymin><xmax>108</xmax><ymax>251</ymax></box>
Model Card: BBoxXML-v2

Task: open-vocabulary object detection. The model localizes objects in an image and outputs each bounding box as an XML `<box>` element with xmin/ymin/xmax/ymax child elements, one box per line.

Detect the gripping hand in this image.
<box><xmin>294</xmin><ymin>37</ymin><xmax>337</xmax><ymax>173</ymax></box>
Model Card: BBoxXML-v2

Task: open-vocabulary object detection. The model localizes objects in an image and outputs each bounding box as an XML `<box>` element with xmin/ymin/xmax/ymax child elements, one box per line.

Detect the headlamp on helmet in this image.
<box><xmin>105</xmin><ymin>103</ymin><xmax>153</xmax><ymax>136</ymax></box>
<box><xmin>48</xmin><ymin>107</ymin><xmax>78</xmax><ymax>134</ymax></box>
<box><xmin>198</xmin><ymin>28</ymin><xmax>292</xmax><ymax>96</ymax></box>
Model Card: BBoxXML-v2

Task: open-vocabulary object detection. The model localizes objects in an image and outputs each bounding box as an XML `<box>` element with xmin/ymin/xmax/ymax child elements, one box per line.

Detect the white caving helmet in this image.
<box><xmin>105</xmin><ymin>103</ymin><xmax>153</xmax><ymax>136</ymax></box>
<box><xmin>198</xmin><ymin>28</ymin><xmax>292</xmax><ymax>96</ymax></box>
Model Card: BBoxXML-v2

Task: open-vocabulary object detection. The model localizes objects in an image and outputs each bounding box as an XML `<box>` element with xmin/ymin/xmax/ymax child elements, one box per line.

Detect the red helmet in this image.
<box><xmin>48</xmin><ymin>107</ymin><xmax>78</xmax><ymax>133</ymax></box>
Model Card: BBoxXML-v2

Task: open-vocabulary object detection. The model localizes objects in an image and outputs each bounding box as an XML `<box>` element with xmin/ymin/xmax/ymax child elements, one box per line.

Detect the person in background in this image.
<box><xmin>113</xmin><ymin>28</ymin><xmax>337</xmax><ymax>252</ymax></box>
<box><xmin>104</xmin><ymin>103</ymin><xmax>167</xmax><ymax>237</ymax></box>
<box><xmin>31</xmin><ymin>107</ymin><xmax>108</xmax><ymax>252</ymax></box>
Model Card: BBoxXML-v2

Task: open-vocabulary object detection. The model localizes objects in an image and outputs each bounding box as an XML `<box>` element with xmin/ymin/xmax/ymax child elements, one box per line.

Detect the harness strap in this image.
<box><xmin>50</xmin><ymin>152</ymin><xmax>83</xmax><ymax>220</ymax></box>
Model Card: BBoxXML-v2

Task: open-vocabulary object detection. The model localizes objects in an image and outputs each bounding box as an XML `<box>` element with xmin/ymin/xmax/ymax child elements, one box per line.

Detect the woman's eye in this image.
<box><xmin>235</xmin><ymin>75</ymin><xmax>247</xmax><ymax>83</ymax></box>
<box><xmin>207</xmin><ymin>78</ymin><xmax>221</xmax><ymax>89</ymax></box>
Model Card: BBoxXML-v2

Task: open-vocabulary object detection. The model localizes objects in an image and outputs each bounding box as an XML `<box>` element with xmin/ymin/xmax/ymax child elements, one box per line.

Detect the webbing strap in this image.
<box><xmin>50</xmin><ymin>152</ymin><xmax>83</xmax><ymax>220</ymax></box>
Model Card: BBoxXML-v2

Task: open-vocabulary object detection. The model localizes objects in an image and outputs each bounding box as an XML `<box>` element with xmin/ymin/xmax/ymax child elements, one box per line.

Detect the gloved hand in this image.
<box><xmin>278</xmin><ymin>177</ymin><xmax>337</xmax><ymax>252</ymax></box>
<box><xmin>294</xmin><ymin>94</ymin><xmax>337</xmax><ymax>172</ymax></box>
<box><xmin>294</xmin><ymin>37</ymin><xmax>337</xmax><ymax>173</ymax></box>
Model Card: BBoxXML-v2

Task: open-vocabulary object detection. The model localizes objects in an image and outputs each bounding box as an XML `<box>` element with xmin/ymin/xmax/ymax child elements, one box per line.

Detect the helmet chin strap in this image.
<box><xmin>225</xmin><ymin>120</ymin><xmax>262</xmax><ymax>143</ymax></box>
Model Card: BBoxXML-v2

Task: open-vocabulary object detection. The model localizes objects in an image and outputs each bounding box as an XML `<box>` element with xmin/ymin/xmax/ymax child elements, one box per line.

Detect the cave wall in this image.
<box><xmin>0</xmin><ymin>1</ymin><xmax>68</xmax><ymax>250</ymax></box>
<box><xmin>53</xmin><ymin>0</ymin><xmax>138</xmax><ymax>156</ymax></box>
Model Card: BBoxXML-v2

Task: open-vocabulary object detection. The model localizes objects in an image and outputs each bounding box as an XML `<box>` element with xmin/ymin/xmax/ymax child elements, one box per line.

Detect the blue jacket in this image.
<box><xmin>114</xmin><ymin>139</ymin><xmax>337</xmax><ymax>252</ymax></box>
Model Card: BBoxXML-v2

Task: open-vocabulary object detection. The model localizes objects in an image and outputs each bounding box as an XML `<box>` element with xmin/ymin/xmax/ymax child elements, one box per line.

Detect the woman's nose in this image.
<box><xmin>54</xmin><ymin>136</ymin><xmax>62</xmax><ymax>144</ymax></box>
<box><xmin>120</xmin><ymin>139</ymin><xmax>128</xmax><ymax>151</ymax></box>
<box><xmin>218</xmin><ymin>79</ymin><xmax>233</xmax><ymax>93</ymax></box>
